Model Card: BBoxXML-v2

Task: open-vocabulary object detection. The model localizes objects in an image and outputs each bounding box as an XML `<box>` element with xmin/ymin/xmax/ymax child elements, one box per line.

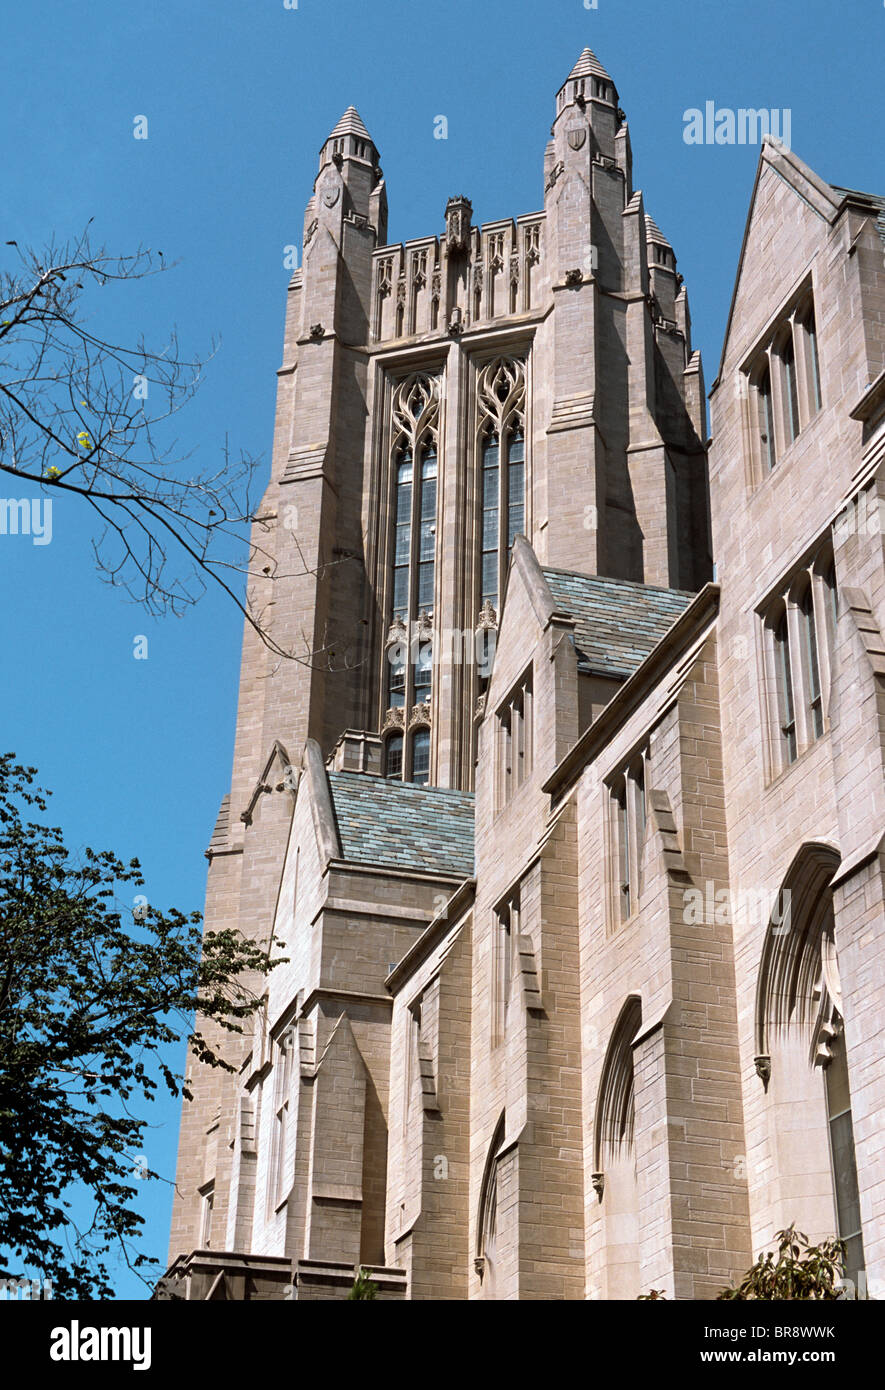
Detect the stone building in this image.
<box><xmin>162</xmin><ymin>49</ymin><xmax>885</xmax><ymax>1300</ymax></box>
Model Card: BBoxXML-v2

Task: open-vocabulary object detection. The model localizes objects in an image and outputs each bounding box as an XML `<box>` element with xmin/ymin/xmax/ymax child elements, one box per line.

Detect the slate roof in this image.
<box><xmin>832</xmin><ymin>185</ymin><xmax>885</xmax><ymax>250</ymax></box>
<box><xmin>541</xmin><ymin>567</ymin><xmax>694</xmax><ymax>679</ymax></box>
<box><xmin>327</xmin><ymin>771</ymin><xmax>474</xmax><ymax>878</ymax></box>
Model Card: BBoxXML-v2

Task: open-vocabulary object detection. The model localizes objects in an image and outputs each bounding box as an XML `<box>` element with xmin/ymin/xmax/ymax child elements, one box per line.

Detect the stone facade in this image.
<box><xmin>163</xmin><ymin>49</ymin><xmax>885</xmax><ymax>1300</ymax></box>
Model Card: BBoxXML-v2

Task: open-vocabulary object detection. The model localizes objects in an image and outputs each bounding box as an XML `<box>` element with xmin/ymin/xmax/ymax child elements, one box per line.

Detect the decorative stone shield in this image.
<box><xmin>567</xmin><ymin>126</ymin><xmax>587</xmax><ymax>150</ymax></box>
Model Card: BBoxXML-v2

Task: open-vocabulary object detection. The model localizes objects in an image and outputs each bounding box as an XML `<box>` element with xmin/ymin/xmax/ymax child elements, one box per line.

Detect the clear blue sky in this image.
<box><xmin>1</xmin><ymin>0</ymin><xmax>882</xmax><ymax>1299</ymax></box>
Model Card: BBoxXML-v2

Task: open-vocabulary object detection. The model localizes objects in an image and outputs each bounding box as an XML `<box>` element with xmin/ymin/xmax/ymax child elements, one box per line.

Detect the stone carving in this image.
<box><xmin>754</xmin><ymin>1054</ymin><xmax>771</xmax><ymax>1089</ymax></box>
<box><xmin>591</xmin><ymin>1172</ymin><xmax>605</xmax><ymax>1202</ymax></box>
<box><xmin>391</xmin><ymin>372</ymin><xmax>440</xmax><ymax>449</ymax></box>
<box><xmin>409</xmin><ymin>702</ymin><xmax>431</xmax><ymax>729</ymax></box>
<box><xmin>476</xmin><ymin>598</ymin><xmax>498</xmax><ymax>631</ymax></box>
<box><xmin>378</xmin><ymin>256</ymin><xmax>394</xmax><ymax>298</ymax></box>
<box><xmin>564</xmin><ymin>268</ymin><xmax>583</xmax><ymax>287</ymax></box>
<box><xmin>477</xmin><ymin>356</ymin><xmax>526</xmax><ymax>433</ymax></box>
<box><xmin>445</xmin><ymin>195</ymin><xmax>472</xmax><ymax>253</ymax></box>
<box><xmin>385</xmin><ymin>615</ymin><xmax>407</xmax><ymax>650</ymax></box>
<box><xmin>309</xmin><ymin>323</ymin><xmax>325</xmax><ymax>340</ymax></box>
<box><xmin>567</xmin><ymin>125</ymin><xmax>587</xmax><ymax>150</ymax></box>
<box><xmin>524</xmin><ymin>224</ymin><xmax>541</xmax><ymax>266</ymax></box>
<box><xmin>411</xmin><ymin>248</ymin><xmax>428</xmax><ymax>290</ymax></box>
<box><xmin>382</xmin><ymin>706</ymin><xmax>404</xmax><ymax>732</ymax></box>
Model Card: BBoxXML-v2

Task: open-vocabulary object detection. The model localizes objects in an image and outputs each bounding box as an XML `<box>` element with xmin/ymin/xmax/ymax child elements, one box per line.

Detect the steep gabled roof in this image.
<box><xmin>541</xmin><ymin>567</ymin><xmax>693</xmax><ymax>679</ymax></box>
<box><xmin>327</xmin><ymin>772</ymin><xmax>474</xmax><ymax>877</ymax></box>
<box><xmin>712</xmin><ymin>139</ymin><xmax>842</xmax><ymax>387</ymax></box>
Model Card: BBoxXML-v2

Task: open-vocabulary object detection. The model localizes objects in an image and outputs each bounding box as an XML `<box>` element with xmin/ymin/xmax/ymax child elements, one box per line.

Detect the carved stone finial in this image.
<box><xmin>476</xmin><ymin>599</ymin><xmax>498</xmax><ymax>631</ymax></box>
<box><xmin>591</xmin><ymin>1172</ymin><xmax>605</xmax><ymax>1202</ymax></box>
<box><xmin>754</xmin><ymin>1054</ymin><xmax>771</xmax><ymax>1089</ymax></box>
<box><xmin>445</xmin><ymin>195</ymin><xmax>472</xmax><ymax>253</ymax></box>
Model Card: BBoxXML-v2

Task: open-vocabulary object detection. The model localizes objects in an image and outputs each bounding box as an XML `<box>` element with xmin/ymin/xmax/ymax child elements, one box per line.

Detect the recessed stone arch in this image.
<box><xmin>592</xmin><ymin>995</ymin><xmax>642</xmax><ymax>1299</ymax></box>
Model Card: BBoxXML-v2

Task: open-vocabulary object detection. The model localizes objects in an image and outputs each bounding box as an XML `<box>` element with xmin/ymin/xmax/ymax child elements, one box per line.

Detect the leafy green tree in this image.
<box><xmin>717</xmin><ymin>1225</ymin><xmax>846</xmax><ymax>1300</ymax></box>
<box><xmin>0</xmin><ymin>754</ymin><xmax>274</xmax><ymax>1299</ymax></box>
<box><xmin>346</xmin><ymin>1267</ymin><xmax>378</xmax><ymax>1301</ymax></box>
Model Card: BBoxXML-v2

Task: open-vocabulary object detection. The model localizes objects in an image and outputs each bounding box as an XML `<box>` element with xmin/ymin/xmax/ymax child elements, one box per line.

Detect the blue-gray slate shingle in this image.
<box><xmin>541</xmin><ymin>566</ymin><xmax>693</xmax><ymax>679</ymax></box>
<box><xmin>327</xmin><ymin>771</ymin><xmax>475</xmax><ymax>877</ymax></box>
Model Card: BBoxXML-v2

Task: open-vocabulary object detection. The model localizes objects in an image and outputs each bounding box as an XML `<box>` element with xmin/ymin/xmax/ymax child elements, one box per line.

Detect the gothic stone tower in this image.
<box><xmin>167</xmin><ymin>49</ymin><xmax>712</xmax><ymax>1278</ymax></box>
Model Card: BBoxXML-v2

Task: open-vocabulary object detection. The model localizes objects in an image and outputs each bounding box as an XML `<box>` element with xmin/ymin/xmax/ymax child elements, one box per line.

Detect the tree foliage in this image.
<box><xmin>0</xmin><ymin>754</ymin><xmax>274</xmax><ymax>1298</ymax></box>
<box><xmin>346</xmin><ymin>1266</ymin><xmax>378</xmax><ymax>1301</ymax></box>
<box><xmin>716</xmin><ymin>1225</ymin><xmax>846</xmax><ymax>1301</ymax></box>
<box><xmin>0</xmin><ymin>231</ymin><xmax>298</xmax><ymax>654</ymax></box>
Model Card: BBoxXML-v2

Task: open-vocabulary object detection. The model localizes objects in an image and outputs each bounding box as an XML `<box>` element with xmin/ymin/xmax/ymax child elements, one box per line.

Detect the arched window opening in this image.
<box><xmin>755</xmin><ymin>845</ymin><xmax>865</xmax><ymax>1287</ymax></box>
<box><xmin>384</xmin><ymin>733</ymin><xmax>403</xmax><ymax>780</ymax></box>
<box><xmin>476</xmin><ymin>1114</ymin><xmax>505</xmax><ymax>1299</ymax></box>
<box><xmin>799</xmin><ymin>583</ymin><xmax>824</xmax><ymax>740</ymax></box>
<box><xmin>593</xmin><ymin>996</ymin><xmax>642</xmax><ymax>1300</ymax></box>
<box><xmin>384</xmin><ymin>373</ymin><xmax>440</xmax><ymax>781</ymax></box>
<box><xmin>781</xmin><ymin>331</ymin><xmax>800</xmax><ymax>445</ymax></box>
<box><xmin>410</xmin><ymin>728</ymin><xmax>430</xmax><ymax>786</ymax></box>
<box><xmin>481</xmin><ymin>428</ymin><xmax>500</xmax><ymax>609</ymax></box>
<box><xmin>476</xmin><ymin>357</ymin><xmax>527</xmax><ymax>617</ymax></box>
<box><xmin>774</xmin><ymin>609</ymin><xmax>797</xmax><ymax>764</ymax></box>
<box><xmin>393</xmin><ymin>445</ymin><xmax>413</xmax><ymax>622</ymax></box>
<box><xmin>758</xmin><ymin>364</ymin><xmax>777</xmax><ymax>472</ymax></box>
<box><xmin>802</xmin><ymin>302</ymin><xmax>822</xmax><ymax>413</ymax></box>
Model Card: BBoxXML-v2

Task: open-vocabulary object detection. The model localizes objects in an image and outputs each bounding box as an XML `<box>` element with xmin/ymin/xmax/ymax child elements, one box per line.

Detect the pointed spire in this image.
<box><xmin>644</xmin><ymin>213</ymin><xmax>673</xmax><ymax>249</ymax></box>
<box><xmin>565</xmin><ymin>47</ymin><xmax>613</xmax><ymax>85</ymax></box>
<box><xmin>326</xmin><ymin>105</ymin><xmax>374</xmax><ymax>144</ymax></box>
<box><xmin>554</xmin><ymin>46</ymin><xmax>618</xmax><ymax>119</ymax></box>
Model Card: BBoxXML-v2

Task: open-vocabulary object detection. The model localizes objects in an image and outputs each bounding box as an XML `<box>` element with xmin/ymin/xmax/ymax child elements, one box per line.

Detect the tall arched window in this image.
<box><xmin>758</xmin><ymin>363</ymin><xmax>777</xmax><ymax>472</ymax></box>
<box><xmin>480</xmin><ymin>429</ymin><xmax>500</xmax><ymax>608</ymax></box>
<box><xmin>476</xmin><ymin>1113</ymin><xmax>505</xmax><ymax>1299</ymax></box>
<box><xmin>384</xmin><ymin>733</ymin><xmax>403</xmax><ymax>780</ymax></box>
<box><xmin>476</xmin><ymin>357</ymin><xmax>527</xmax><ymax>613</ymax></box>
<box><xmin>799</xmin><ymin>583</ymin><xmax>824</xmax><ymax>739</ymax></box>
<box><xmin>383</xmin><ymin>373</ymin><xmax>441</xmax><ymax>780</ymax></box>
<box><xmin>755</xmin><ymin>845</ymin><xmax>865</xmax><ymax>1289</ymax></box>
<box><xmin>781</xmin><ymin>330</ymin><xmax>800</xmax><ymax>444</ymax></box>
<box><xmin>411</xmin><ymin>728</ymin><xmax>430</xmax><ymax>786</ymax></box>
<box><xmin>593</xmin><ymin>996</ymin><xmax>642</xmax><ymax>1299</ymax></box>
<box><xmin>773</xmin><ymin>608</ymin><xmax>797</xmax><ymax>764</ymax></box>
